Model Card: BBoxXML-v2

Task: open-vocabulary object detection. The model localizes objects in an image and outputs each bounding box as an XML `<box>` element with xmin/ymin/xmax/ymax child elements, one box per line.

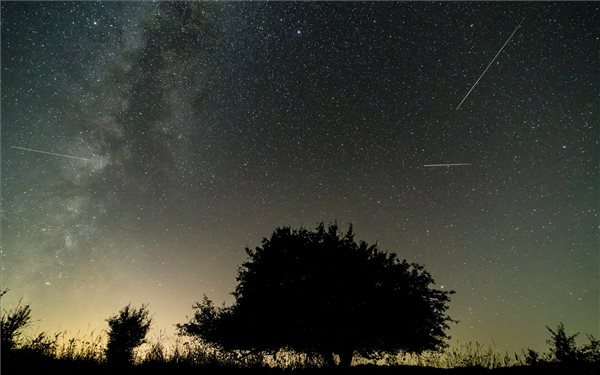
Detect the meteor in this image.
<box><xmin>11</xmin><ymin>146</ymin><xmax>93</xmax><ymax>162</ymax></box>
<box><xmin>423</xmin><ymin>163</ymin><xmax>472</xmax><ymax>168</ymax></box>
<box><xmin>456</xmin><ymin>17</ymin><xmax>525</xmax><ymax>110</ymax></box>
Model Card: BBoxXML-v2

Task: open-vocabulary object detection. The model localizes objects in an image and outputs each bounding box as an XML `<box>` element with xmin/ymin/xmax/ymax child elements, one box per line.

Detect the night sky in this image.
<box><xmin>1</xmin><ymin>2</ymin><xmax>598</xmax><ymax>354</ymax></box>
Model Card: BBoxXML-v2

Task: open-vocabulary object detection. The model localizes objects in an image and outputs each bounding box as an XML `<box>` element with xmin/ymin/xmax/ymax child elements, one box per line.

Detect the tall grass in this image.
<box><xmin>54</xmin><ymin>331</ymin><xmax>106</xmax><ymax>363</ymax></box>
<box><xmin>138</xmin><ymin>333</ymin><xmax>267</xmax><ymax>368</ymax></box>
<box><xmin>139</xmin><ymin>339</ymin><xmax>529</xmax><ymax>369</ymax></box>
<box><xmin>4</xmin><ymin>330</ymin><xmax>591</xmax><ymax>371</ymax></box>
<box><xmin>371</xmin><ymin>341</ymin><xmax>526</xmax><ymax>369</ymax></box>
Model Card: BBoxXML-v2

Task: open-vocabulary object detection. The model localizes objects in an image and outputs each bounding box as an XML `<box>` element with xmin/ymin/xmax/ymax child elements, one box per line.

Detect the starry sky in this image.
<box><xmin>1</xmin><ymin>2</ymin><xmax>598</xmax><ymax>354</ymax></box>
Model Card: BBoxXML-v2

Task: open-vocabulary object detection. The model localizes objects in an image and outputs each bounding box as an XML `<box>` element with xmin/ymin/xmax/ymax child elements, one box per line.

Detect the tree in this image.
<box><xmin>178</xmin><ymin>223</ymin><xmax>454</xmax><ymax>366</ymax></box>
<box><xmin>105</xmin><ymin>304</ymin><xmax>152</xmax><ymax>366</ymax></box>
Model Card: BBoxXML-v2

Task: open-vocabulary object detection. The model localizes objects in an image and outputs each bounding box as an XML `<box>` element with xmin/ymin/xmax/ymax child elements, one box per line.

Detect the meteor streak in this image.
<box><xmin>423</xmin><ymin>163</ymin><xmax>472</xmax><ymax>168</ymax></box>
<box><xmin>456</xmin><ymin>17</ymin><xmax>525</xmax><ymax>110</ymax></box>
<box><xmin>11</xmin><ymin>146</ymin><xmax>93</xmax><ymax>162</ymax></box>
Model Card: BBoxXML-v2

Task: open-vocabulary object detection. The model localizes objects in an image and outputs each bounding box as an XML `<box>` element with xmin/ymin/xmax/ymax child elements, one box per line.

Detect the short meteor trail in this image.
<box><xmin>423</xmin><ymin>163</ymin><xmax>472</xmax><ymax>168</ymax></box>
<box><xmin>11</xmin><ymin>146</ymin><xmax>93</xmax><ymax>162</ymax></box>
<box><xmin>456</xmin><ymin>17</ymin><xmax>525</xmax><ymax>110</ymax></box>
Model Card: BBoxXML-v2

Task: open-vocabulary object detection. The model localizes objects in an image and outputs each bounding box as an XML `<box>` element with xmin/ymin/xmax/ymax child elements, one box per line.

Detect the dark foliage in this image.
<box><xmin>178</xmin><ymin>223</ymin><xmax>455</xmax><ymax>366</ymax></box>
<box><xmin>105</xmin><ymin>304</ymin><xmax>152</xmax><ymax>366</ymax></box>
<box><xmin>1</xmin><ymin>289</ymin><xmax>33</xmax><ymax>355</ymax></box>
<box><xmin>544</xmin><ymin>323</ymin><xmax>599</xmax><ymax>364</ymax></box>
<box><xmin>1</xmin><ymin>289</ymin><xmax>58</xmax><ymax>370</ymax></box>
<box><xmin>525</xmin><ymin>322</ymin><xmax>599</xmax><ymax>373</ymax></box>
<box><xmin>546</xmin><ymin>322</ymin><xmax>579</xmax><ymax>363</ymax></box>
<box><xmin>3</xmin><ymin>293</ymin><xmax>599</xmax><ymax>374</ymax></box>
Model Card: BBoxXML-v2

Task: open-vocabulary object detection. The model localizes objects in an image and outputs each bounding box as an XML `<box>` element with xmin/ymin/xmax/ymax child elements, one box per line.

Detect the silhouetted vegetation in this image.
<box><xmin>105</xmin><ymin>304</ymin><xmax>152</xmax><ymax>366</ymax></box>
<box><xmin>1</xmin><ymin>289</ymin><xmax>32</xmax><ymax>355</ymax></box>
<box><xmin>525</xmin><ymin>322</ymin><xmax>600</xmax><ymax>368</ymax></box>
<box><xmin>1</xmin><ymin>289</ymin><xmax>60</xmax><ymax>368</ymax></box>
<box><xmin>178</xmin><ymin>223</ymin><xmax>455</xmax><ymax>366</ymax></box>
<box><xmin>2</xmin><ymin>224</ymin><xmax>598</xmax><ymax>374</ymax></box>
<box><xmin>1</xmin><ymin>288</ymin><xmax>598</xmax><ymax>374</ymax></box>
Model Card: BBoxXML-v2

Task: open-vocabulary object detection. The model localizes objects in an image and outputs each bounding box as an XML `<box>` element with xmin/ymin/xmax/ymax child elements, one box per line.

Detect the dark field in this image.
<box><xmin>3</xmin><ymin>342</ymin><xmax>598</xmax><ymax>375</ymax></box>
<box><xmin>3</xmin><ymin>359</ymin><xmax>599</xmax><ymax>375</ymax></box>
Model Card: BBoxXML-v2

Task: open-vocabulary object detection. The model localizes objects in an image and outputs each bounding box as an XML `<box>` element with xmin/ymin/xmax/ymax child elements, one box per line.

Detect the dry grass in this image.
<box><xmin>381</xmin><ymin>341</ymin><xmax>526</xmax><ymax>369</ymax></box>
<box><xmin>4</xmin><ymin>328</ymin><xmax>596</xmax><ymax>374</ymax></box>
<box><xmin>54</xmin><ymin>331</ymin><xmax>106</xmax><ymax>363</ymax></box>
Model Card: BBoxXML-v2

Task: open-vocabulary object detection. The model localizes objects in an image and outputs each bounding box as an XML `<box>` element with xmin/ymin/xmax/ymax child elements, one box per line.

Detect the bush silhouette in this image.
<box><xmin>1</xmin><ymin>289</ymin><xmax>33</xmax><ymax>355</ymax></box>
<box><xmin>178</xmin><ymin>223</ymin><xmax>454</xmax><ymax>366</ymax></box>
<box><xmin>105</xmin><ymin>304</ymin><xmax>152</xmax><ymax>366</ymax></box>
<box><xmin>545</xmin><ymin>322</ymin><xmax>600</xmax><ymax>364</ymax></box>
<box><xmin>526</xmin><ymin>323</ymin><xmax>600</xmax><ymax>368</ymax></box>
<box><xmin>546</xmin><ymin>322</ymin><xmax>579</xmax><ymax>363</ymax></box>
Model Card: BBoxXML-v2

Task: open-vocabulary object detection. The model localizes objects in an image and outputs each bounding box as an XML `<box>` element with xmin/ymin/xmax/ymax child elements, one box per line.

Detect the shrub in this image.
<box><xmin>105</xmin><ymin>304</ymin><xmax>152</xmax><ymax>366</ymax></box>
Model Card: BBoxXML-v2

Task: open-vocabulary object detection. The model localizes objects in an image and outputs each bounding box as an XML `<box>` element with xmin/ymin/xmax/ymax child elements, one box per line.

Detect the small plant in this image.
<box><xmin>105</xmin><ymin>304</ymin><xmax>152</xmax><ymax>366</ymax></box>
<box><xmin>525</xmin><ymin>348</ymin><xmax>541</xmax><ymax>365</ymax></box>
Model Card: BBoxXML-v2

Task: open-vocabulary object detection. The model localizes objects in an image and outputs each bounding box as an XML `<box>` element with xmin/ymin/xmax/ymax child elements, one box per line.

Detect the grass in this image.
<box><xmin>2</xmin><ymin>291</ymin><xmax>597</xmax><ymax>374</ymax></box>
<box><xmin>378</xmin><ymin>341</ymin><xmax>525</xmax><ymax>368</ymax></box>
<box><xmin>3</xmin><ymin>331</ymin><xmax>598</xmax><ymax>374</ymax></box>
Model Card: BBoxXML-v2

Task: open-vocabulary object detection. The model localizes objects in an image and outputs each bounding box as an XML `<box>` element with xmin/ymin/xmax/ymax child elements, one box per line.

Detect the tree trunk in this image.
<box><xmin>338</xmin><ymin>350</ymin><xmax>354</xmax><ymax>367</ymax></box>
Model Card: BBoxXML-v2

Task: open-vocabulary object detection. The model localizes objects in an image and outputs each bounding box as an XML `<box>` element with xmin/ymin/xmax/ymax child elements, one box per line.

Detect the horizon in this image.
<box><xmin>1</xmin><ymin>1</ymin><xmax>597</xmax><ymax>357</ymax></box>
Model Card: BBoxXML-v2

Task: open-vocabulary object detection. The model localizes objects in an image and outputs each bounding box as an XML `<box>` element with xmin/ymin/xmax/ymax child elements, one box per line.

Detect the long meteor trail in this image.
<box><xmin>423</xmin><ymin>163</ymin><xmax>472</xmax><ymax>168</ymax></box>
<box><xmin>456</xmin><ymin>17</ymin><xmax>525</xmax><ymax>110</ymax></box>
<box><xmin>11</xmin><ymin>146</ymin><xmax>93</xmax><ymax>162</ymax></box>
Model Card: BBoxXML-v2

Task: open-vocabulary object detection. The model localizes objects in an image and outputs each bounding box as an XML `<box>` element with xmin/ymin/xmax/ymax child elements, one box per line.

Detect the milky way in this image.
<box><xmin>1</xmin><ymin>2</ymin><xmax>597</xmax><ymax>352</ymax></box>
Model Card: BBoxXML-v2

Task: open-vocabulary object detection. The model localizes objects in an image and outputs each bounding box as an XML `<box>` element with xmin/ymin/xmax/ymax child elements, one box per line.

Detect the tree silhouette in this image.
<box><xmin>178</xmin><ymin>223</ymin><xmax>454</xmax><ymax>366</ymax></box>
<box><xmin>105</xmin><ymin>304</ymin><xmax>152</xmax><ymax>366</ymax></box>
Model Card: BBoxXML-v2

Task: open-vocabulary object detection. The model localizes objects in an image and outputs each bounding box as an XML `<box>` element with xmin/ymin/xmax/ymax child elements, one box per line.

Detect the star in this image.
<box><xmin>1</xmin><ymin>1</ymin><xmax>596</xmax><ymax>358</ymax></box>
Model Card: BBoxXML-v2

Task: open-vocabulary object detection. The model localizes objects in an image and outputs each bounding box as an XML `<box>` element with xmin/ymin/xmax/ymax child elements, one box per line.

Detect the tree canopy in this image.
<box><xmin>178</xmin><ymin>223</ymin><xmax>454</xmax><ymax>366</ymax></box>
